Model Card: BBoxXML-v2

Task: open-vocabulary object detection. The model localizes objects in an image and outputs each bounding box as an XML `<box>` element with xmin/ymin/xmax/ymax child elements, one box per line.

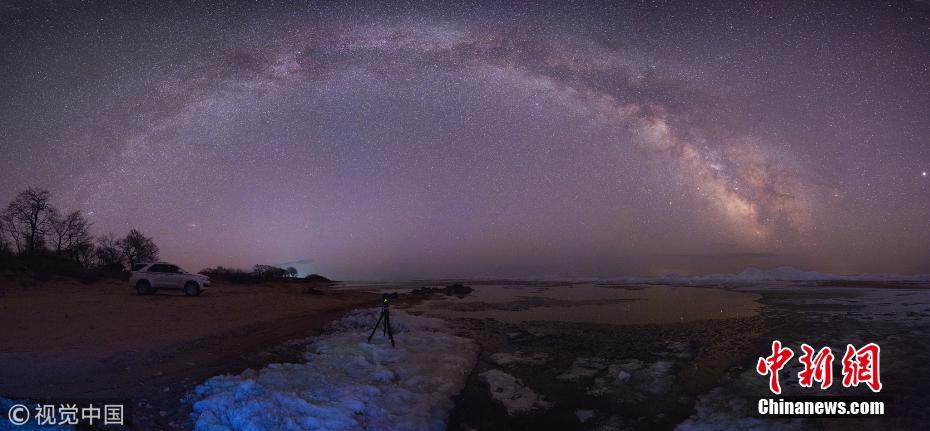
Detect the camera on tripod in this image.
<box><xmin>369</xmin><ymin>292</ymin><xmax>400</xmax><ymax>347</ymax></box>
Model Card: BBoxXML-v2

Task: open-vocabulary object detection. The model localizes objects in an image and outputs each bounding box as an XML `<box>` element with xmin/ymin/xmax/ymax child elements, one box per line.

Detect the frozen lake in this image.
<box><xmin>402</xmin><ymin>283</ymin><xmax>762</xmax><ymax>325</ymax></box>
<box><xmin>330</xmin><ymin>280</ymin><xmax>930</xmax><ymax>429</ymax></box>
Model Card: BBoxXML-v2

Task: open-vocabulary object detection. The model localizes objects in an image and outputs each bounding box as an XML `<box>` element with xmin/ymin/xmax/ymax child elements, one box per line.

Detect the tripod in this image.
<box><xmin>367</xmin><ymin>295</ymin><xmax>396</xmax><ymax>347</ymax></box>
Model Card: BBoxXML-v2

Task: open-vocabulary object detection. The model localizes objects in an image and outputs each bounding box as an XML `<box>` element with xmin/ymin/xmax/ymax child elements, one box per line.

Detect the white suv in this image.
<box><xmin>130</xmin><ymin>262</ymin><xmax>210</xmax><ymax>296</ymax></box>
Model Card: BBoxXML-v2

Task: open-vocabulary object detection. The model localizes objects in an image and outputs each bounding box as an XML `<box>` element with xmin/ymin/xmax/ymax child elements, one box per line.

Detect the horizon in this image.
<box><xmin>302</xmin><ymin>265</ymin><xmax>930</xmax><ymax>284</ymax></box>
<box><xmin>3</xmin><ymin>1</ymin><xmax>929</xmax><ymax>279</ymax></box>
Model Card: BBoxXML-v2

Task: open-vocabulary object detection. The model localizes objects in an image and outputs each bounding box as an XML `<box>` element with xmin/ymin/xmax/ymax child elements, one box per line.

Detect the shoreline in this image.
<box><xmin>0</xmin><ymin>277</ymin><xmax>378</xmax><ymax>430</ymax></box>
<box><xmin>3</xmin><ymin>279</ymin><xmax>927</xmax><ymax>430</ymax></box>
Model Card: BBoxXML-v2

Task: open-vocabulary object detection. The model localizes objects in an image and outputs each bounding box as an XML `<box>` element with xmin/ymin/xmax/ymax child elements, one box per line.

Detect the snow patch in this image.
<box><xmin>480</xmin><ymin>369</ymin><xmax>551</xmax><ymax>415</ymax></box>
<box><xmin>188</xmin><ymin>308</ymin><xmax>478</xmax><ymax>431</ymax></box>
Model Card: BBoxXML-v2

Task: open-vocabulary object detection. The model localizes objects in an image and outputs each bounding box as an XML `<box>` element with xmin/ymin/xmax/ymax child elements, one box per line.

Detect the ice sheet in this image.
<box><xmin>189</xmin><ymin>309</ymin><xmax>478</xmax><ymax>431</ymax></box>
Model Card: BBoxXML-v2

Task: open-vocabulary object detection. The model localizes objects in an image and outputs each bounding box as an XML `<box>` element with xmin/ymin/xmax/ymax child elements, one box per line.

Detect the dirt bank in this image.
<box><xmin>0</xmin><ymin>276</ymin><xmax>377</xmax><ymax>430</ymax></box>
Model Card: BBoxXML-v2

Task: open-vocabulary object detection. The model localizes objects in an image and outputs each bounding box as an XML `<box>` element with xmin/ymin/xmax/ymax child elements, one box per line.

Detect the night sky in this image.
<box><xmin>2</xmin><ymin>1</ymin><xmax>929</xmax><ymax>279</ymax></box>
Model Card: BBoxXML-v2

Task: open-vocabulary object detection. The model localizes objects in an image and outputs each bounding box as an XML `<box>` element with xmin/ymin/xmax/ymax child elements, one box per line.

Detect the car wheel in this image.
<box><xmin>184</xmin><ymin>281</ymin><xmax>201</xmax><ymax>297</ymax></box>
<box><xmin>136</xmin><ymin>280</ymin><xmax>152</xmax><ymax>295</ymax></box>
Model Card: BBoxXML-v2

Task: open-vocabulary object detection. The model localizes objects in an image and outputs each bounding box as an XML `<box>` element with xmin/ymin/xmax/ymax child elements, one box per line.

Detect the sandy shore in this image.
<box><xmin>0</xmin><ymin>276</ymin><xmax>377</xmax><ymax>430</ymax></box>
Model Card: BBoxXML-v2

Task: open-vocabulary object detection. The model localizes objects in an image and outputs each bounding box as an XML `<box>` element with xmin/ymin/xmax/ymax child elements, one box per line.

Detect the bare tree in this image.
<box><xmin>0</xmin><ymin>209</ymin><xmax>21</xmax><ymax>254</ymax></box>
<box><xmin>53</xmin><ymin>210</ymin><xmax>93</xmax><ymax>260</ymax></box>
<box><xmin>0</xmin><ymin>215</ymin><xmax>8</xmax><ymax>255</ymax></box>
<box><xmin>47</xmin><ymin>207</ymin><xmax>67</xmax><ymax>255</ymax></box>
<box><xmin>253</xmin><ymin>264</ymin><xmax>288</xmax><ymax>279</ymax></box>
<box><xmin>118</xmin><ymin>229</ymin><xmax>159</xmax><ymax>268</ymax></box>
<box><xmin>73</xmin><ymin>240</ymin><xmax>96</xmax><ymax>268</ymax></box>
<box><xmin>4</xmin><ymin>188</ymin><xmax>55</xmax><ymax>255</ymax></box>
<box><xmin>95</xmin><ymin>233</ymin><xmax>124</xmax><ymax>269</ymax></box>
<box><xmin>66</xmin><ymin>212</ymin><xmax>94</xmax><ymax>264</ymax></box>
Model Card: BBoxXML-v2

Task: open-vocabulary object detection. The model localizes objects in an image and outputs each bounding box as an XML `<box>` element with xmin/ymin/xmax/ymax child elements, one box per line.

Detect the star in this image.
<box><xmin>1</xmin><ymin>1</ymin><xmax>929</xmax><ymax>277</ymax></box>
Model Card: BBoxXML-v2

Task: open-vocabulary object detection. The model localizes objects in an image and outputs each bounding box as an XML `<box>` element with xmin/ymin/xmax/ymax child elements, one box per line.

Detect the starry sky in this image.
<box><xmin>2</xmin><ymin>0</ymin><xmax>929</xmax><ymax>280</ymax></box>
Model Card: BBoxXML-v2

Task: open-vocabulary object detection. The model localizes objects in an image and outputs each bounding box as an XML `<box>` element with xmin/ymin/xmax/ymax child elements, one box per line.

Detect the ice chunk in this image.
<box><xmin>675</xmin><ymin>387</ymin><xmax>804</xmax><ymax>431</ymax></box>
<box><xmin>488</xmin><ymin>352</ymin><xmax>549</xmax><ymax>367</ymax></box>
<box><xmin>586</xmin><ymin>359</ymin><xmax>674</xmax><ymax>398</ymax></box>
<box><xmin>557</xmin><ymin>357</ymin><xmax>608</xmax><ymax>380</ymax></box>
<box><xmin>575</xmin><ymin>409</ymin><xmax>595</xmax><ymax>423</ymax></box>
<box><xmin>675</xmin><ymin>368</ymin><xmax>806</xmax><ymax>430</ymax></box>
<box><xmin>189</xmin><ymin>308</ymin><xmax>478</xmax><ymax>431</ymax></box>
<box><xmin>644</xmin><ymin>361</ymin><xmax>675</xmax><ymax>394</ymax></box>
<box><xmin>480</xmin><ymin>369</ymin><xmax>551</xmax><ymax>415</ymax></box>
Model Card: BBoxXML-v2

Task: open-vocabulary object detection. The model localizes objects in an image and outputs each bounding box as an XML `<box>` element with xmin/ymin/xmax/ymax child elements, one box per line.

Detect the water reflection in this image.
<box><xmin>404</xmin><ymin>284</ymin><xmax>761</xmax><ymax>325</ymax></box>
